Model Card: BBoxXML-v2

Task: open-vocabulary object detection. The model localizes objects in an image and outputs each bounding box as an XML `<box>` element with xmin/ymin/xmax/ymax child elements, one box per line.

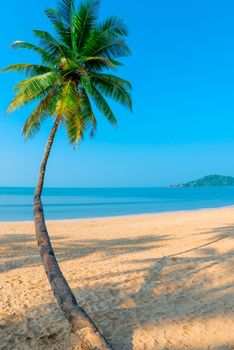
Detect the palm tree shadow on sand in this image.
<box><xmin>2</xmin><ymin>225</ymin><xmax>234</xmax><ymax>349</ymax></box>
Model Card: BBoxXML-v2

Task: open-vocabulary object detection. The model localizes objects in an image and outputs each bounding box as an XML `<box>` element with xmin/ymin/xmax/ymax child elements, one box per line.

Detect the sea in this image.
<box><xmin>0</xmin><ymin>186</ymin><xmax>234</xmax><ymax>222</ymax></box>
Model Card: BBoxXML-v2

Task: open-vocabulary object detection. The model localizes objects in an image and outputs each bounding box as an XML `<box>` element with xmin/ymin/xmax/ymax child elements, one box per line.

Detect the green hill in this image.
<box><xmin>171</xmin><ymin>175</ymin><xmax>234</xmax><ymax>188</ymax></box>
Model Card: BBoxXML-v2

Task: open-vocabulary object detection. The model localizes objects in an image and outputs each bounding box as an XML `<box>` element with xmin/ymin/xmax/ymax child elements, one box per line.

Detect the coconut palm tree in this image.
<box><xmin>2</xmin><ymin>0</ymin><xmax>132</xmax><ymax>348</ymax></box>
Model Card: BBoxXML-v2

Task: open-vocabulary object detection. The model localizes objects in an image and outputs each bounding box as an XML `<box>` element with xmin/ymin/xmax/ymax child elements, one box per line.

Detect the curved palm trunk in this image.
<box><xmin>34</xmin><ymin>117</ymin><xmax>112</xmax><ymax>350</ymax></box>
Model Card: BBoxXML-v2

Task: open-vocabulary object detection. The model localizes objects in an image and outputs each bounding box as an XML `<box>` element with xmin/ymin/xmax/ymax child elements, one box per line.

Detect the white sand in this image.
<box><xmin>1</xmin><ymin>207</ymin><xmax>234</xmax><ymax>349</ymax></box>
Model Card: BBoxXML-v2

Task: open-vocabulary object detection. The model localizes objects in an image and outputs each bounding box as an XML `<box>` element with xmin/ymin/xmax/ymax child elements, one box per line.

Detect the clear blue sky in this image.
<box><xmin>1</xmin><ymin>0</ymin><xmax>234</xmax><ymax>187</ymax></box>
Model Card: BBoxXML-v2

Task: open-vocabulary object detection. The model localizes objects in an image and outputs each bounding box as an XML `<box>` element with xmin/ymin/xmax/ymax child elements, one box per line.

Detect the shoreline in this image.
<box><xmin>1</xmin><ymin>204</ymin><xmax>234</xmax><ymax>224</ymax></box>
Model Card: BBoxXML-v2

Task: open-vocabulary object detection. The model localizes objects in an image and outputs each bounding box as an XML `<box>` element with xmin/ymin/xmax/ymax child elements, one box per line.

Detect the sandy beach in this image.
<box><xmin>1</xmin><ymin>207</ymin><xmax>234</xmax><ymax>349</ymax></box>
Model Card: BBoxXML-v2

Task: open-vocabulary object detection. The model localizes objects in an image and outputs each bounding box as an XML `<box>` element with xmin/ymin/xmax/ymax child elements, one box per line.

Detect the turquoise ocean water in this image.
<box><xmin>1</xmin><ymin>186</ymin><xmax>234</xmax><ymax>222</ymax></box>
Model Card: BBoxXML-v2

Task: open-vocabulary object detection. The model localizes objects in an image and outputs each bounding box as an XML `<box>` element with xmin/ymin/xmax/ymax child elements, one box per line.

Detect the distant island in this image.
<box><xmin>170</xmin><ymin>175</ymin><xmax>234</xmax><ymax>188</ymax></box>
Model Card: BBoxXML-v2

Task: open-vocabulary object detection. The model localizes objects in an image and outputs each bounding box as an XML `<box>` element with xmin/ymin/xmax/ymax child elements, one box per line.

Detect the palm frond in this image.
<box><xmin>84</xmin><ymin>57</ymin><xmax>123</xmax><ymax>72</ymax></box>
<box><xmin>23</xmin><ymin>90</ymin><xmax>55</xmax><ymax>138</ymax></box>
<box><xmin>73</xmin><ymin>0</ymin><xmax>100</xmax><ymax>53</ymax></box>
<box><xmin>90</xmin><ymin>85</ymin><xmax>117</xmax><ymax>126</ymax></box>
<box><xmin>98</xmin><ymin>16</ymin><xmax>128</xmax><ymax>37</ymax></box>
<box><xmin>80</xmin><ymin>87</ymin><xmax>97</xmax><ymax>137</ymax></box>
<box><xmin>2</xmin><ymin>64</ymin><xmax>51</xmax><ymax>77</ymax></box>
<box><xmin>45</xmin><ymin>8</ymin><xmax>72</xmax><ymax>48</ymax></box>
<box><xmin>83</xmin><ymin>35</ymin><xmax>130</xmax><ymax>59</ymax></box>
<box><xmin>65</xmin><ymin>88</ymin><xmax>96</xmax><ymax>145</ymax></box>
<box><xmin>8</xmin><ymin>72</ymin><xmax>59</xmax><ymax>112</ymax></box>
<box><xmin>33</xmin><ymin>30</ymin><xmax>69</xmax><ymax>61</ymax></box>
<box><xmin>55</xmin><ymin>80</ymin><xmax>79</xmax><ymax>118</ymax></box>
<box><xmin>57</xmin><ymin>0</ymin><xmax>75</xmax><ymax>29</ymax></box>
<box><xmin>11</xmin><ymin>41</ymin><xmax>56</xmax><ymax>65</ymax></box>
<box><xmin>81</xmin><ymin>15</ymin><xmax>130</xmax><ymax>58</ymax></box>
<box><xmin>65</xmin><ymin>112</ymin><xmax>84</xmax><ymax>146</ymax></box>
<box><xmin>84</xmin><ymin>56</ymin><xmax>114</xmax><ymax>70</ymax></box>
<box><xmin>91</xmin><ymin>73</ymin><xmax>132</xmax><ymax>111</ymax></box>
<box><xmin>80</xmin><ymin>72</ymin><xmax>92</xmax><ymax>95</ymax></box>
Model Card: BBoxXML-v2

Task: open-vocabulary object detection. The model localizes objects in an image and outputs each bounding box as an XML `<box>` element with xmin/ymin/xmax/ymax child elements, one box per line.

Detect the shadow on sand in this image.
<box><xmin>1</xmin><ymin>225</ymin><xmax>234</xmax><ymax>349</ymax></box>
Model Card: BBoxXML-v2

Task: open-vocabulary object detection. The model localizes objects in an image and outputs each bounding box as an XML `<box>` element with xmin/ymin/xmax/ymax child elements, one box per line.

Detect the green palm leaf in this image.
<box><xmin>11</xmin><ymin>41</ymin><xmax>57</xmax><ymax>66</ymax></box>
<box><xmin>23</xmin><ymin>90</ymin><xmax>55</xmax><ymax>138</ymax></box>
<box><xmin>80</xmin><ymin>87</ymin><xmax>97</xmax><ymax>137</ymax></box>
<box><xmin>91</xmin><ymin>73</ymin><xmax>132</xmax><ymax>111</ymax></box>
<box><xmin>81</xmin><ymin>16</ymin><xmax>130</xmax><ymax>58</ymax></box>
<box><xmin>4</xmin><ymin>0</ymin><xmax>132</xmax><ymax>140</ymax></box>
<box><xmin>2</xmin><ymin>64</ymin><xmax>51</xmax><ymax>77</ymax></box>
<box><xmin>32</xmin><ymin>30</ymin><xmax>69</xmax><ymax>61</ymax></box>
<box><xmin>73</xmin><ymin>0</ymin><xmax>100</xmax><ymax>53</ymax></box>
<box><xmin>55</xmin><ymin>80</ymin><xmax>79</xmax><ymax>119</ymax></box>
<box><xmin>57</xmin><ymin>0</ymin><xmax>75</xmax><ymax>29</ymax></box>
<box><xmin>8</xmin><ymin>72</ymin><xmax>60</xmax><ymax>112</ymax></box>
<box><xmin>90</xmin><ymin>85</ymin><xmax>117</xmax><ymax>126</ymax></box>
<box><xmin>45</xmin><ymin>8</ymin><xmax>72</xmax><ymax>48</ymax></box>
